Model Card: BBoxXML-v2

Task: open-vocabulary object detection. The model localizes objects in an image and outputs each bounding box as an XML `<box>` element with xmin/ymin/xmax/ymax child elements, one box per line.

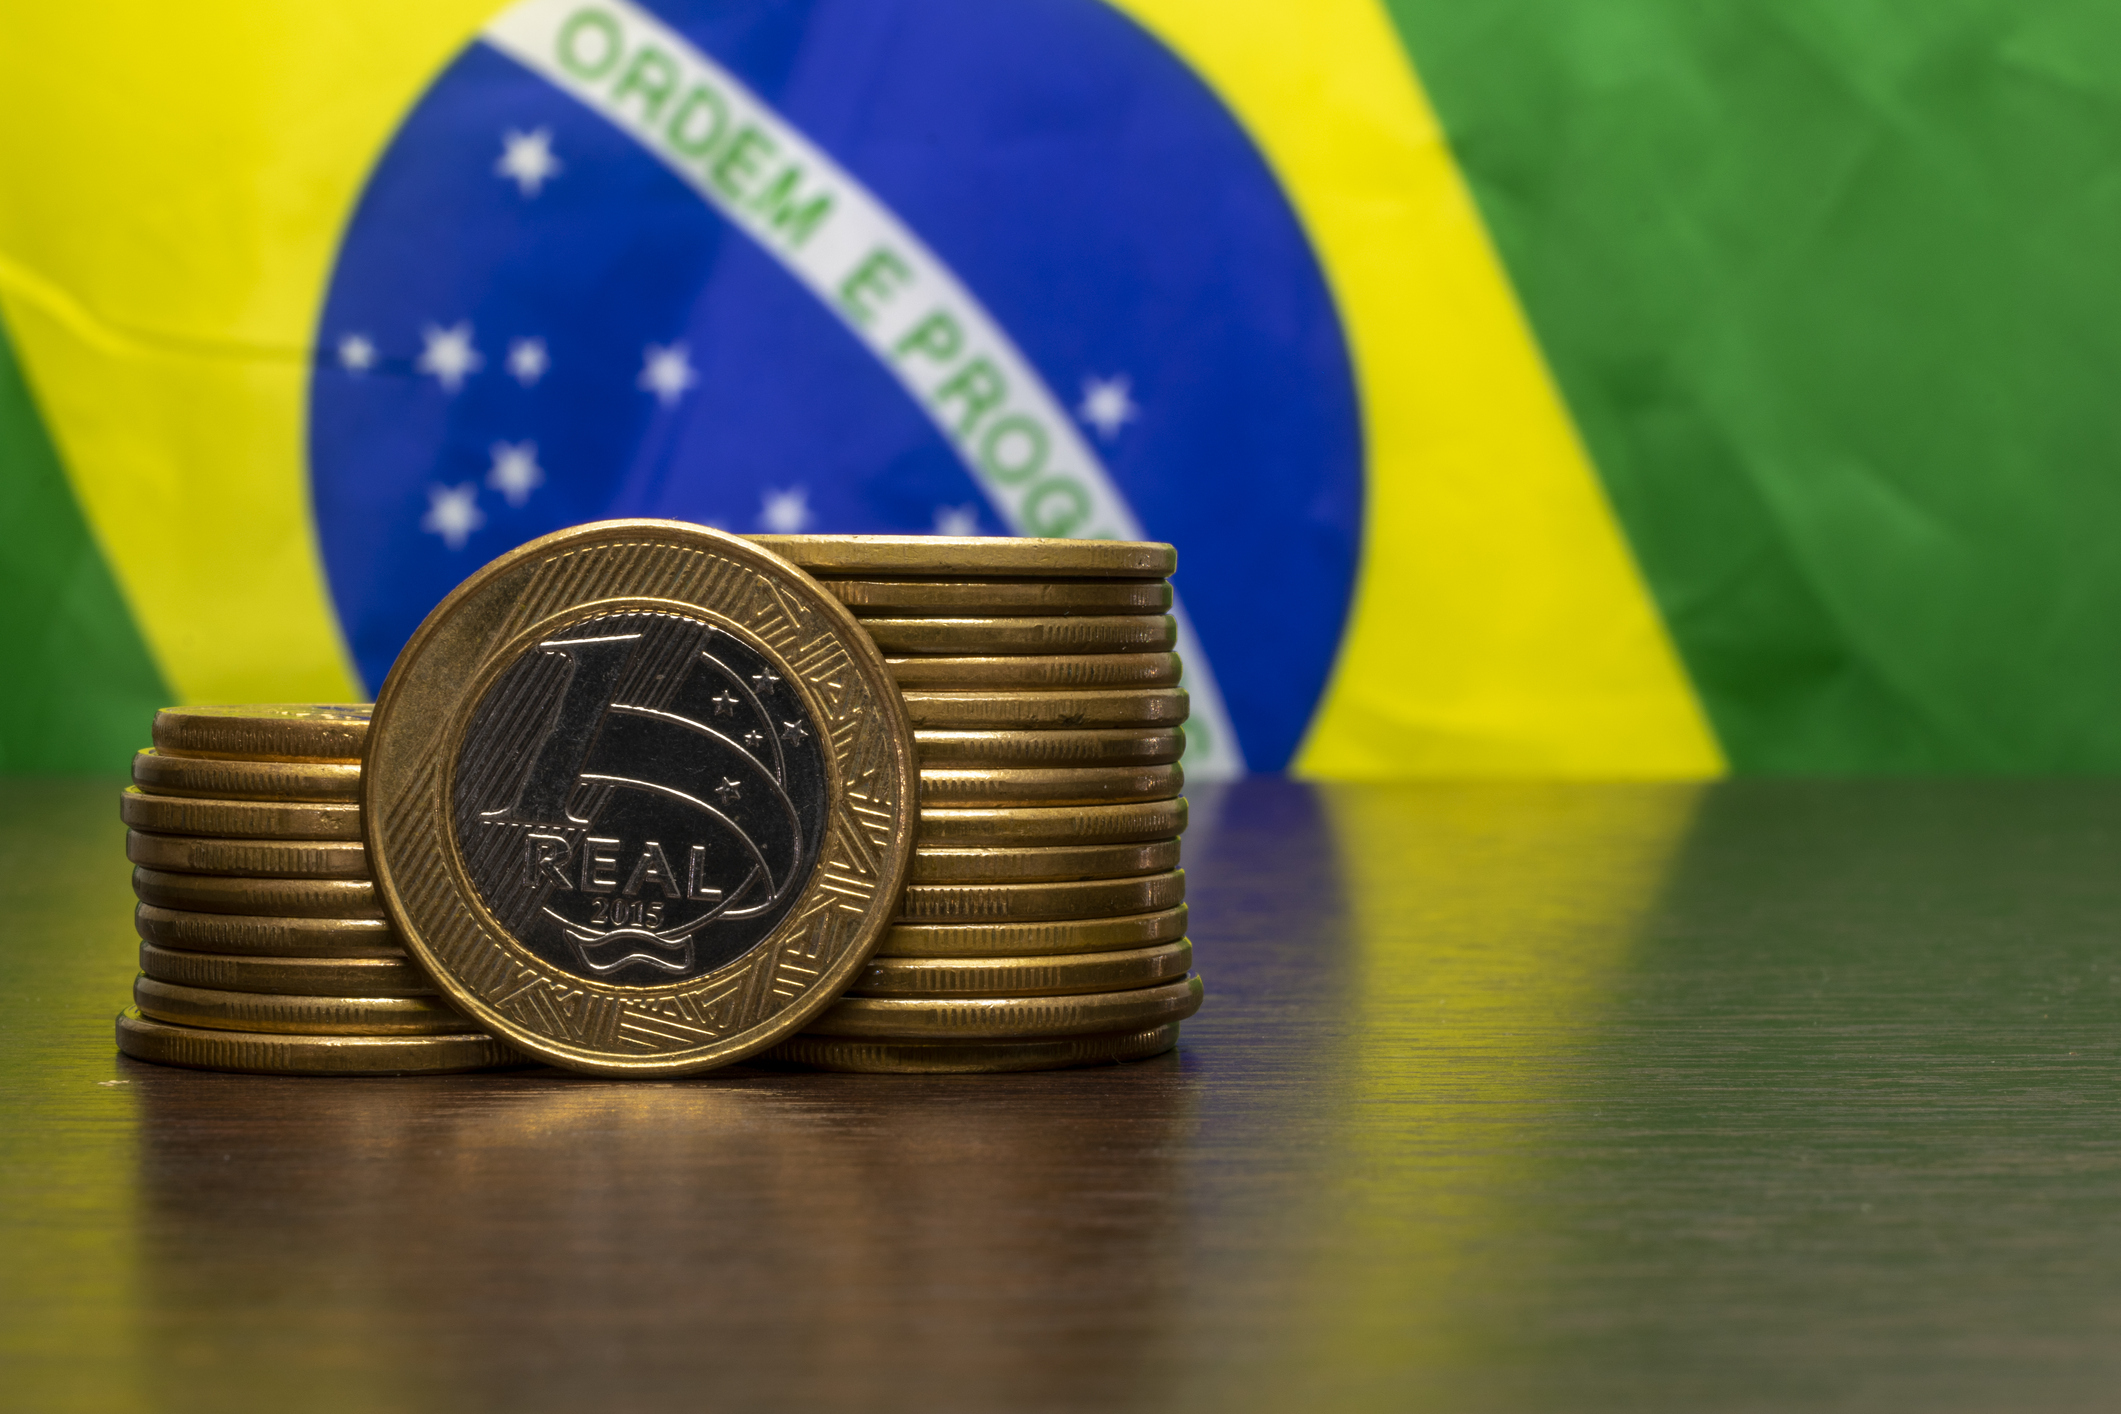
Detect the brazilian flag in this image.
<box><xmin>2</xmin><ymin>0</ymin><xmax>2112</xmax><ymax>778</ymax></box>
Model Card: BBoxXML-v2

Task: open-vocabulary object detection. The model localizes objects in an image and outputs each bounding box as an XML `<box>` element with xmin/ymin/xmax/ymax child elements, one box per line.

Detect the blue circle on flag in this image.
<box><xmin>311</xmin><ymin>0</ymin><xmax>1361</xmax><ymax>771</ymax></box>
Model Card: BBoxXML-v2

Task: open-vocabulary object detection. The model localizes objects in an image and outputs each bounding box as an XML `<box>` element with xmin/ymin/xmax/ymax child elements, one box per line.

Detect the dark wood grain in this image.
<box><xmin>6</xmin><ymin>777</ymin><xmax>2121</xmax><ymax>1412</ymax></box>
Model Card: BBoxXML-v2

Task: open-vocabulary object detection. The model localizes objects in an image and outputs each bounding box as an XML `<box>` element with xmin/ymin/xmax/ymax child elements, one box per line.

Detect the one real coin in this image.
<box><xmin>913</xmin><ymin>727</ymin><xmax>1183</xmax><ymax>768</ymax></box>
<box><xmin>762</xmin><ymin>1021</ymin><xmax>1181</xmax><ymax>1074</ymax></box>
<box><xmin>907</xmin><ymin>839</ymin><xmax>1178</xmax><ymax>885</ymax></box>
<box><xmin>132</xmin><ymin>750</ymin><xmax>360</xmax><ymax>802</ymax></box>
<box><xmin>119</xmin><ymin>787</ymin><xmax>363</xmax><ymax>841</ymax></box>
<box><xmin>823</xmin><ymin>578</ymin><xmax>1171</xmax><ymax>616</ymax></box>
<box><xmin>138</xmin><ymin>942</ymin><xmax>434</xmax><ymax>997</ymax></box>
<box><xmin>876</xmin><ymin>904</ymin><xmax>1188</xmax><ymax>958</ymax></box>
<box><xmin>899</xmin><ymin>688</ymin><xmax>1188</xmax><ymax>730</ymax></box>
<box><xmin>133</xmin><ymin>868</ymin><xmax>380</xmax><ymax>918</ymax></box>
<box><xmin>135</xmin><ymin>904</ymin><xmax>404</xmax><ymax>958</ymax></box>
<box><xmin>151</xmin><ymin>704</ymin><xmax>370</xmax><ymax>761</ymax></box>
<box><xmin>918</xmin><ymin>763</ymin><xmax>1182</xmax><ymax>808</ymax></box>
<box><xmin>125</xmin><ymin>831</ymin><xmax>367</xmax><ymax>879</ymax></box>
<box><xmin>132</xmin><ymin>976</ymin><xmax>476</xmax><ymax>1035</ymax></box>
<box><xmin>749</xmin><ymin>534</ymin><xmax>1174</xmax><ymax>579</ymax></box>
<box><xmin>363</xmin><ymin>520</ymin><xmax>918</xmax><ymax>1077</ymax></box>
<box><xmin>116</xmin><ymin>1008</ymin><xmax>521</xmax><ymax>1076</ymax></box>
<box><xmin>798</xmin><ymin>974</ymin><xmax>1203</xmax><ymax>1039</ymax></box>
<box><xmin>886</xmin><ymin>652</ymin><xmax>1180</xmax><ymax>691</ymax></box>
<box><xmin>847</xmin><ymin>939</ymin><xmax>1192</xmax><ymax>998</ymax></box>
<box><xmin>861</xmin><ymin>615</ymin><xmax>1175</xmax><ymax>657</ymax></box>
<box><xmin>914</xmin><ymin>799</ymin><xmax>1188</xmax><ymax>848</ymax></box>
<box><xmin>896</xmin><ymin>869</ymin><xmax>1185</xmax><ymax>923</ymax></box>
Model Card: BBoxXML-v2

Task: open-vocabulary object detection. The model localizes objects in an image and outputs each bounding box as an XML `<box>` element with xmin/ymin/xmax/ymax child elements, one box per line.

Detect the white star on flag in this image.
<box><xmin>506</xmin><ymin>337</ymin><xmax>548</xmax><ymax>386</ymax></box>
<box><xmin>759</xmin><ymin>486</ymin><xmax>811</xmax><ymax>533</ymax></box>
<box><xmin>496</xmin><ymin>128</ymin><xmax>562</xmax><ymax>197</ymax></box>
<box><xmin>1077</xmin><ymin>373</ymin><xmax>1138</xmax><ymax>440</ymax></box>
<box><xmin>417</xmin><ymin>323</ymin><xmax>482</xmax><ymax>393</ymax></box>
<box><xmin>933</xmin><ymin>503</ymin><xmax>981</xmax><ymax>536</ymax></box>
<box><xmin>337</xmin><ymin>334</ymin><xmax>377</xmax><ymax>372</ymax></box>
<box><xmin>486</xmin><ymin>441</ymin><xmax>543</xmax><ymax>508</ymax></box>
<box><xmin>421</xmin><ymin>483</ymin><xmax>484</xmax><ymax>550</ymax></box>
<box><xmin>638</xmin><ymin>342</ymin><xmax>698</xmax><ymax>406</ymax></box>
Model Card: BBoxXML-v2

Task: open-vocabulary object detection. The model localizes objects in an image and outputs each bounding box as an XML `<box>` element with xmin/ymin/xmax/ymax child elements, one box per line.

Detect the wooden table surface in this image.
<box><xmin>5</xmin><ymin>776</ymin><xmax>2120</xmax><ymax>1412</ymax></box>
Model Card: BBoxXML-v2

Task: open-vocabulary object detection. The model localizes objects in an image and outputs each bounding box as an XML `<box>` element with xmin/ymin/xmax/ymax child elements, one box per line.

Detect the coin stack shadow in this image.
<box><xmin>115</xmin><ymin>706</ymin><xmax>522</xmax><ymax>1076</ymax></box>
<box><xmin>751</xmin><ymin>535</ymin><xmax>1204</xmax><ymax>1073</ymax></box>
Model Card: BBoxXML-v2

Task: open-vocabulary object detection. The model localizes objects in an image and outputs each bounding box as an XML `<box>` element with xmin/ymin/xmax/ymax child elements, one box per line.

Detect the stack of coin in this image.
<box><xmin>748</xmin><ymin>535</ymin><xmax>1203</xmax><ymax>1073</ymax></box>
<box><xmin>114</xmin><ymin>705</ymin><xmax>522</xmax><ymax>1076</ymax></box>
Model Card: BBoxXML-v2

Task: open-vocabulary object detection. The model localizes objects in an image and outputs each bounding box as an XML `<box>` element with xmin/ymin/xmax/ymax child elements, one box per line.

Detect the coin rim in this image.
<box><xmin>364</xmin><ymin>519</ymin><xmax>919</xmax><ymax>1077</ymax></box>
<box><xmin>887</xmin><ymin>652</ymin><xmax>1183</xmax><ymax>690</ymax></box>
<box><xmin>132</xmin><ymin>866</ymin><xmax>382</xmax><ymax>918</ymax></box>
<box><xmin>848</xmin><ymin>938</ymin><xmax>1193</xmax><ymax>998</ymax></box>
<box><xmin>131</xmin><ymin>749</ymin><xmax>362</xmax><ymax>801</ymax></box>
<box><xmin>906</xmin><ymin>838</ymin><xmax>1179</xmax><ymax>884</ymax></box>
<box><xmin>912</xmin><ymin>727</ymin><xmax>1185</xmax><ymax>767</ymax></box>
<box><xmin>761</xmin><ymin>1020</ymin><xmax>1181</xmax><ymax>1073</ymax></box>
<box><xmin>802</xmin><ymin>973</ymin><xmax>1204</xmax><ymax>1038</ymax></box>
<box><xmin>900</xmin><ymin>687</ymin><xmax>1190</xmax><ymax>729</ymax></box>
<box><xmin>119</xmin><ymin>787</ymin><xmax>364</xmax><ymax>841</ymax></box>
<box><xmin>825</xmin><ymin>578</ymin><xmax>1172</xmax><ymax>615</ymax></box>
<box><xmin>138</xmin><ymin>941</ymin><xmax>435</xmax><ymax>997</ymax></box>
<box><xmin>132</xmin><ymin>975</ymin><xmax>476</xmax><ymax>1035</ymax></box>
<box><xmin>747</xmin><ymin>534</ymin><xmax>1174</xmax><ymax>578</ymax></box>
<box><xmin>115</xmin><ymin>1007</ymin><xmax>521</xmax><ymax>1075</ymax></box>
<box><xmin>897</xmin><ymin>868</ymin><xmax>1185</xmax><ymax>922</ymax></box>
<box><xmin>860</xmin><ymin>614</ymin><xmax>1176</xmax><ymax>656</ymax></box>
<box><xmin>913</xmin><ymin>799</ymin><xmax>1189</xmax><ymax>847</ymax></box>
<box><xmin>877</xmin><ymin>903</ymin><xmax>1189</xmax><ymax>957</ymax></box>
<box><xmin>134</xmin><ymin>903</ymin><xmax>403</xmax><ymax>957</ymax></box>
<box><xmin>918</xmin><ymin>762</ymin><xmax>1184</xmax><ymax>808</ymax></box>
<box><xmin>151</xmin><ymin>704</ymin><xmax>370</xmax><ymax>761</ymax></box>
<box><xmin>125</xmin><ymin>830</ymin><xmax>368</xmax><ymax>879</ymax></box>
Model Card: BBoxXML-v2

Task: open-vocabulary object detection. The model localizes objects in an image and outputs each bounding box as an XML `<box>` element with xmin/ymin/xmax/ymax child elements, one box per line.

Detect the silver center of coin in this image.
<box><xmin>450</xmin><ymin>609</ymin><xmax>829</xmax><ymax>983</ymax></box>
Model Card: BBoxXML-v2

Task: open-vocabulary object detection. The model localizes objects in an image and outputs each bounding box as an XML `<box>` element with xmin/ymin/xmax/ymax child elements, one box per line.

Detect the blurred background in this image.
<box><xmin>3</xmin><ymin>0</ymin><xmax>2114</xmax><ymax>781</ymax></box>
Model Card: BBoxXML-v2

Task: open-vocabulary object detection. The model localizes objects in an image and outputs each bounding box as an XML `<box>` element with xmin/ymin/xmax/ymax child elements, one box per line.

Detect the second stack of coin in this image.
<box><xmin>116</xmin><ymin>705</ymin><xmax>521</xmax><ymax>1076</ymax></box>
<box><xmin>750</xmin><ymin>535</ymin><xmax>1203</xmax><ymax>1072</ymax></box>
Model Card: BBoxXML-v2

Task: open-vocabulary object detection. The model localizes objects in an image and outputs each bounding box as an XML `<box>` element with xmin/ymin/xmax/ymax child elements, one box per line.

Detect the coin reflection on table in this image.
<box><xmin>129</xmin><ymin>1059</ymin><xmax>1195</xmax><ymax>1410</ymax></box>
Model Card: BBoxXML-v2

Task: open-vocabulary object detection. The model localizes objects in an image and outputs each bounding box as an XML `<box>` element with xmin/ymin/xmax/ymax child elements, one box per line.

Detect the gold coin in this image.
<box><xmin>825</xmin><ymin>579</ymin><xmax>1171</xmax><ymax>616</ymax></box>
<box><xmin>151</xmin><ymin>703</ymin><xmax>370</xmax><ymax>761</ymax></box>
<box><xmin>135</xmin><ymin>904</ymin><xmax>403</xmax><ymax>958</ymax></box>
<box><xmin>915</xmin><ymin>799</ymin><xmax>1188</xmax><ymax>848</ymax></box>
<box><xmin>898</xmin><ymin>869</ymin><xmax>1184</xmax><ymax>923</ymax></box>
<box><xmin>901</xmin><ymin>688</ymin><xmax>1188</xmax><ymax>730</ymax></box>
<box><xmin>861</xmin><ymin>615</ymin><xmax>1175</xmax><ymax>657</ymax></box>
<box><xmin>133</xmin><ymin>867</ymin><xmax>381</xmax><ymax>918</ymax></box>
<box><xmin>748</xmin><ymin>534</ymin><xmax>1174</xmax><ymax>579</ymax></box>
<box><xmin>138</xmin><ymin>942</ymin><xmax>434</xmax><ymax>997</ymax></box>
<box><xmin>919</xmin><ymin>763</ymin><xmax>1182</xmax><ymax>808</ymax></box>
<box><xmin>888</xmin><ymin>652</ymin><xmax>1181</xmax><ymax>690</ymax></box>
<box><xmin>365</xmin><ymin>519</ymin><xmax>918</xmax><ymax>1078</ymax></box>
<box><xmin>800</xmin><ymin>973</ymin><xmax>1203</xmax><ymax>1039</ymax></box>
<box><xmin>132</xmin><ymin>749</ymin><xmax>360</xmax><ymax>802</ymax></box>
<box><xmin>908</xmin><ymin>839</ymin><xmax>1178</xmax><ymax>885</ymax></box>
<box><xmin>914</xmin><ymin>727</ymin><xmax>1183</xmax><ymax>768</ymax></box>
<box><xmin>132</xmin><ymin>975</ymin><xmax>477</xmax><ymax>1035</ymax></box>
<box><xmin>878</xmin><ymin>904</ymin><xmax>1188</xmax><ymax>957</ymax></box>
<box><xmin>125</xmin><ymin>830</ymin><xmax>367</xmax><ymax>880</ymax></box>
<box><xmin>115</xmin><ymin>1008</ymin><xmax>522</xmax><ymax>1076</ymax></box>
<box><xmin>763</xmin><ymin>1021</ymin><xmax>1181</xmax><ymax>1073</ymax></box>
<box><xmin>119</xmin><ymin>787</ymin><xmax>363</xmax><ymax>841</ymax></box>
<box><xmin>848</xmin><ymin>939</ymin><xmax>1192</xmax><ymax>998</ymax></box>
